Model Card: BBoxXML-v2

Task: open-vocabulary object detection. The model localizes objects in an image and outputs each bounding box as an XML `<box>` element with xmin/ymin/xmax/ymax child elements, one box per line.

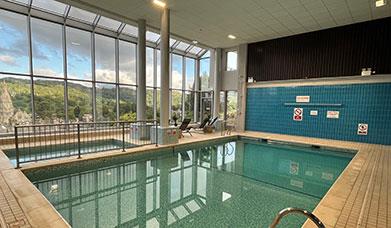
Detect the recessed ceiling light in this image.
<box><xmin>153</xmin><ymin>0</ymin><xmax>166</xmax><ymax>8</ymax></box>
<box><xmin>192</xmin><ymin>40</ymin><xmax>198</xmax><ymax>44</ymax></box>
<box><xmin>228</xmin><ymin>34</ymin><xmax>236</xmax><ymax>39</ymax></box>
<box><xmin>376</xmin><ymin>0</ymin><xmax>387</xmax><ymax>7</ymax></box>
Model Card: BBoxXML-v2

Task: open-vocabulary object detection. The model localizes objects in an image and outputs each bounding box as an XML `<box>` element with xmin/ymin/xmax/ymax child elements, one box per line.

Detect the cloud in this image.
<box><xmin>119</xmin><ymin>70</ymin><xmax>136</xmax><ymax>85</ymax></box>
<box><xmin>119</xmin><ymin>58</ymin><xmax>137</xmax><ymax>85</ymax></box>
<box><xmin>0</xmin><ymin>55</ymin><xmax>17</xmax><ymax>66</ymax></box>
<box><xmin>96</xmin><ymin>69</ymin><xmax>116</xmax><ymax>82</ymax></box>
<box><xmin>34</xmin><ymin>68</ymin><xmax>61</xmax><ymax>77</ymax></box>
<box><xmin>171</xmin><ymin>70</ymin><xmax>182</xmax><ymax>89</ymax></box>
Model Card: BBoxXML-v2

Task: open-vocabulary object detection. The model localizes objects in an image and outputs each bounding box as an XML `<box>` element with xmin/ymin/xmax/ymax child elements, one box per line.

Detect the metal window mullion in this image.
<box><xmin>91</xmin><ymin>32</ymin><xmax>96</xmax><ymax>122</ymax></box>
<box><xmin>153</xmin><ymin>88</ymin><xmax>157</xmax><ymax>120</ymax></box>
<box><xmin>117</xmin><ymin>22</ymin><xmax>125</xmax><ymax>35</ymax></box>
<box><xmin>182</xmin><ymin>57</ymin><xmax>186</xmax><ymax>120</ymax></box>
<box><xmin>184</xmin><ymin>44</ymin><xmax>193</xmax><ymax>55</ymax></box>
<box><xmin>27</xmin><ymin>12</ymin><xmax>35</xmax><ymax>124</ymax></box>
<box><xmin>153</xmin><ymin>48</ymin><xmax>157</xmax><ymax>120</ymax></box>
<box><xmin>180</xmin><ymin>159</ymin><xmax>184</xmax><ymax>199</ymax></box>
<box><xmin>194</xmin><ymin>59</ymin><xmax>200</xmax><ymax>122</ymax></box>
<box><xmin>169</xmin><ymin>90</ymin><xmax>172</xmax><ymax>121</ymax></box>
<box><xmin>168</xmin><ymin>53</ymin><xmax>172</xmax><ymax>120</ymax></box>
<box><xmin>92</xmin><ymin>15</ymin><xmax>100</xmax><ymax>30</ymax></box>
<box><xmin>191</xmin><ymin>150</ymin><xmax>197</xmax><ymax>195</ymax></box>
<box><xmin>181</xmin><ymin>90</ymin><xmax>184</xmax><ymax>120</ymax></box>
<box><xmin>115</xmin><ymin>38</ymin><xmax>120</xmax><ymax>121</ymax></box>
<box><xmin>63</xmin><ymin>22</ymin><xmax>69</xmax><ymax>123</ymax></box>
<box><xmin>224</xmin><ymin>91</ymin><xmax>228</xmax><ymax>120</ymax></box>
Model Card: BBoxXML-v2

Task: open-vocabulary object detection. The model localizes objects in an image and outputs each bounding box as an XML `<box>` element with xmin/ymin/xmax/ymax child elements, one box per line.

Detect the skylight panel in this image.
<box><xmin>202</xmin><ymin>50</ymin><xmax>210</xmax><ymax>58</ymax></box>
<box><xmin>32</xmin><ymin>0</ymin><xmax>67</xmax><ymax>16</ymax></box>
<box><xmin>146</xmin><ymin>31</ymin><xmax>160</xmax><ymax>42</ymax></box>
<box><xmin>188</xmin><ymin>46</ymin><xmax>202</xmax><ymax>55</ymax></box>
<box><xmin>175</xmin><ymin>41</ymin><xmax>191</xmax><ymax>51</ymax></box>
<box><xmin>122</xmin><ymin>24</ymin><xmax>138</xmax><ymax>37</ymax></box>
<box><xmin>68</xmin><ymin>7</ymin><xmax>97</xmax><ymax>24</ymax></box>
<box><xmin>97</xmin><ymin>16</ymin><xmax>122</xmax><ymax>31</ymax></box>
<box><xmin>169</xmin><ymin>38</ymin><xmax>177</xmax><ymax>47</ymax></box>
<box><xmin>7</xmin><ymin>0</ymin><xmax>29</xmax><ymax>5</ymax></box>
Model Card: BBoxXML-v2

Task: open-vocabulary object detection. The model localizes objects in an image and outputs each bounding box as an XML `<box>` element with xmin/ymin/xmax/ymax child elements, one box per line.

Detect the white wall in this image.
<box><xmin>217</xmin><ymin>44</ymin><xmax>248</xmax><ymax>130</ymax></box>
<box><xmin>221</xmin><ymin>47</ymin><xmax>239</xmax><ymax>91</ymax></box>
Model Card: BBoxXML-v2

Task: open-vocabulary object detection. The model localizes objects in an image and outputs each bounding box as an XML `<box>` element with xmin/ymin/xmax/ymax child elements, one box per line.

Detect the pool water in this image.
<box><xmin>25</xmin><ymin>138</ymin><xmax>354</xmax><ymax>228</ymax></box>
<box><xmin>5</xmin><ymin>139</ymin><xmax>133</xmax><ymax>166</ymax></box>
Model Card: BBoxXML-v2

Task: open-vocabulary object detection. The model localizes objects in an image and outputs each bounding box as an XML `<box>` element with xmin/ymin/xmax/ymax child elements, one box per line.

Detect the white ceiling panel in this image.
<box><xmin>57</xmin><ymin>0</ymin><xmax>391</xmax><ymax>48</ymax></box>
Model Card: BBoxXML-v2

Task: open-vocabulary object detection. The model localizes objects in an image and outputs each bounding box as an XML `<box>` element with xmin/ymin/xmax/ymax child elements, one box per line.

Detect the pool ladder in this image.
<box><xmin>269</xmin><ymin>207</ymin><xmax>325</xmax><ymax>228</ymax></box>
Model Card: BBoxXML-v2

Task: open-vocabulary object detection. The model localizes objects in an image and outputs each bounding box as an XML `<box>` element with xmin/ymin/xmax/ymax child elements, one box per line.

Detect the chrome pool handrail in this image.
<box><xmin>269</xmin><ymin>207</ymin><xmax>325</xmax><ymax>228</ymax></box>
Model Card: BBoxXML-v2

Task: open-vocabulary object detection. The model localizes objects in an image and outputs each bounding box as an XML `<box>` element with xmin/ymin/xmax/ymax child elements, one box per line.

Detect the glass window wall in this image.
<box><xmin>31</xmin><ymin>18</ymin><xmax>64</xmax><ymax>77</ymax></box>
<box><xmin>95</xmin><ymin>34</ymin><xmax>116</xmax><ymax>83</ymax></box>
<box><xmin>0</xmin><ymin>5</ymin><xmax>211</xmax><ymax>136</ymax></box>
<box><xmin>0</xmin><ymin>11</ymin><xmax>29</xmax><ymax>74</ymax></box>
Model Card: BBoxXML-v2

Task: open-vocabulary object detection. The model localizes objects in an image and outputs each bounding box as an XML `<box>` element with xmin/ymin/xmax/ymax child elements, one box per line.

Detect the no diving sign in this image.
<box><xmin>293</xmin><ymin>108</ymin><xmax>303</xmax><ymax>121</ymax></box>
<box><xmin>357</xmin><ymin>123</ymin><xmax>368</xmax><ymax>135</ymax></box>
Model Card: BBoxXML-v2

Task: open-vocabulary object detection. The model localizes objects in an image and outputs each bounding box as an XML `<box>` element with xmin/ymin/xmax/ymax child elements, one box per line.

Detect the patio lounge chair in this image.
<box><xmin>179</xmin><ymin>118</ymin><xmax>192</xmax><ymax>137</ymax></box>
<box><xmin>208</xmin><ymin>116</ymin><xmax>218</xmax><ymax>126</ymax></box>
<box><xmin>187</xmin><ymin>117</ymin><xmax>210</xmax><ymax>131</ymax></box>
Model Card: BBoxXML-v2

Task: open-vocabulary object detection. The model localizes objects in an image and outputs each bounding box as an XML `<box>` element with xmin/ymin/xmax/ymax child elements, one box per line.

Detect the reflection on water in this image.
<box><xmin>26</xmin><ymin>139</ymin><xmax>353</xmax><ymax>228</ymax></box>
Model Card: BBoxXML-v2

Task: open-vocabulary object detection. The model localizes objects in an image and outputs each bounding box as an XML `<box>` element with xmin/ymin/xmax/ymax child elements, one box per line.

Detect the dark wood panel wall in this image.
<box><xmin>247</xmin><ymin>17</ymin><xmax>391</xmax><ymax>81</ymax></box>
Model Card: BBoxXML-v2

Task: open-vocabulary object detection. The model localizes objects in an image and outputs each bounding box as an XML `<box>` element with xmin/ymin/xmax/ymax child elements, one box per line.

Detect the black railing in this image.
<box><xmin>14</xmin><ymin>120</ymin><xmax>159</xmax><ymax>168</ymax></box>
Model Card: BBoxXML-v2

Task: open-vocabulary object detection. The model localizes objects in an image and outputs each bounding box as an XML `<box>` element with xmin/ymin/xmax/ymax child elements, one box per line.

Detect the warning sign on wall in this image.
<box><xmin>327</xmin><ymin>111</ymin><xmax>340</xmax><ymax>119</ymax></box>
<box><xmin>357</xmin><ymin>123</ymin><xmax>368</xmax><ymax>135</ymax></box>
<box><xmin>290</xmin><ymin>161</ymin><xmax>299</xmax><ymax>175</ymax></box>
<box><xmin>293</xmin><ymin>108</ymin><xmax>303</xmax><ymax>121</ymax></box>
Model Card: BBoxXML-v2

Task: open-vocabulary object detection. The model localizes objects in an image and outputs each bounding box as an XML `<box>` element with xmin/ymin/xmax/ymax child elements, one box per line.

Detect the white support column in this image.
<box><xmin>137</xmin><ymin>19</ymin><xmax>146</xmax><ymax>121</ymax></box>
<box><xmin>212</xmin><ymin>48</ymin><xmax>222</xmax><ymax>118</ymax></box>
<box><xmin>151</xmin><ymin>7</ymin><xmax>179</xmax><ymax>144</ymax></box>
<box><xmin>160</xmin><ymin>8</ymin><xmax>170</xmax><ymax>127</ymax></box>
<box><xmin>236</xmin><ymin>44</ymin><xmax>248</xmax><ymax>131</ymax></box>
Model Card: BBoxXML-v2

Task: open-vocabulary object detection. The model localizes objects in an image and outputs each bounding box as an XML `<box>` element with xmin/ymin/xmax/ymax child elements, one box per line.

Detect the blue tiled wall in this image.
<box><xmin>245</xmin><ymin>83</ymin><xmax>391</xmax><ymax>145</ymax></box>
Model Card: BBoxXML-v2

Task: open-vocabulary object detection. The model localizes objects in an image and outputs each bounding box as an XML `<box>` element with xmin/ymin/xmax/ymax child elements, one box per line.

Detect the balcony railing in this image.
<box><xmin>13</xmin><ymin>120</ymin><xmax>158</xmax><ymax>168</ymax></box>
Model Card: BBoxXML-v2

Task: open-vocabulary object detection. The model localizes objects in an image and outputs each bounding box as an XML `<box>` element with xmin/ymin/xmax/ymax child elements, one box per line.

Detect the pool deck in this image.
<box><xmin>0</xmin><ymin>131</ymin><xmax>390</xmax><ymax>227</ymax></box>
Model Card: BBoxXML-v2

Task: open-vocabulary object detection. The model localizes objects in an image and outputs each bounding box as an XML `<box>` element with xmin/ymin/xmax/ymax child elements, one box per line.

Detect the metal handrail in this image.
<box><xmin>14</xmin><ymin>119</ymin><xmax>157</xmax><ymax>128</ymax></box>
<box><xmin>269</xmin><ymin>207</ymin><xmax>325</xmax><ymax>228</ymax></box>
<box><xmin>14</xmin><ymin>120</ymin><xmax>159</xmax><ymax>168</ymax></box>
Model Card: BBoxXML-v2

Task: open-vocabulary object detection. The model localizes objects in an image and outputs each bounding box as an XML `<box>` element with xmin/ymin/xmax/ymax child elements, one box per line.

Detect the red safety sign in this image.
<box><xmin>293</xmin><ymin>108</ymin><xmax>303</xmax><ymax>121</ymax></box>
<box><xmin>357</xmin><ymin>123</ymin><xmax>368</xmax><ymax>135</ymax></box>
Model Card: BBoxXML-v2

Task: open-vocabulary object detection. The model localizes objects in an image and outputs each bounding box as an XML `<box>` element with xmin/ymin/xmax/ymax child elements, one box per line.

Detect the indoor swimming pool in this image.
<box><xmin>24</xmin><ymin>137</ymin><xmax>354</xmax><ymax>227</ymax></box>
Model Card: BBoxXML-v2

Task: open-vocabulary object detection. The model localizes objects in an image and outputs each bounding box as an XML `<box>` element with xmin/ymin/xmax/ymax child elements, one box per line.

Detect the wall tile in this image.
<box><xmin>245</xmin><ymin>83</ymin><xmax>391</xmax><ymax>145</ymax></box>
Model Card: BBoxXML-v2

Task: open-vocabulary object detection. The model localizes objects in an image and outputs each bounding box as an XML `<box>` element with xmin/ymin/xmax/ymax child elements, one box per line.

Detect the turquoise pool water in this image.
<box><xmin>25</xmin><ymin>138</ymin><xmax>354</xmax><ymax>228</ymax></box>
<box><xmin>5</xmin><ymin>139</ymin><xmax>132</xmax><ymax>166</ymax></box>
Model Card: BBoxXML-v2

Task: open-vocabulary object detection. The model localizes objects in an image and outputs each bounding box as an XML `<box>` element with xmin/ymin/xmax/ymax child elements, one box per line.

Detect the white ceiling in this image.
<box><xmin>60</xmin><ymin>0</ymin><xmax>391</xmax><ymax>48</ymax></box>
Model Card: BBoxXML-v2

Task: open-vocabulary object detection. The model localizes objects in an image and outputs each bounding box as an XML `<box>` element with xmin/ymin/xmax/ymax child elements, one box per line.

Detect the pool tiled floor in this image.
<box><xmin>0</xmin><ymin>130</ymin><xmax>390</xmax><ymax>227</ymax></box>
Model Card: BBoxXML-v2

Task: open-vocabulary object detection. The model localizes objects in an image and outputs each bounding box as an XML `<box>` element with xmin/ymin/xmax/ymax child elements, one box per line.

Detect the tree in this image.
<box><xmin>73</xmin><ymin>105</ymin><xmax>81</xmax><ymax>120</ymax></box>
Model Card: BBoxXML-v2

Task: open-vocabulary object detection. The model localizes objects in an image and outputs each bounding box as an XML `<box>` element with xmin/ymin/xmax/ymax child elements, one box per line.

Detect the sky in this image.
<box><xmin>0</xmin><ymin>10</ymin><xmax>29</xmax><ymax>74</ymax></box>
<box><xmin>0</xmin><ymin>9</ymin><xmax>206</xmax><ymax>90</ymax></box>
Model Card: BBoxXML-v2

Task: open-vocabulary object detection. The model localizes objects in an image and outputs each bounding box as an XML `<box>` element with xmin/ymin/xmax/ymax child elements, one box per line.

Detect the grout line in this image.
<box><xmin>334</xmin><ymin>144</ymin><xmax>373</xmax><ymax>227</ymax></box>
<box><xmin>356</xmin><ymin>149</ymin><xmax>380</xmax><ymax>227</ymax></box>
